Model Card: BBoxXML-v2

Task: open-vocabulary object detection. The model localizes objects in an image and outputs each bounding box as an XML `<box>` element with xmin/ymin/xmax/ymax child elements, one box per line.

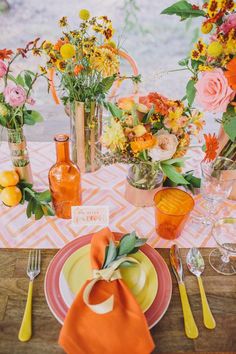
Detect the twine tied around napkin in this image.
<box><xmin>83</xmin><ymin>256</ymin><xmax>139</xmax><ymax>314</ymax></box>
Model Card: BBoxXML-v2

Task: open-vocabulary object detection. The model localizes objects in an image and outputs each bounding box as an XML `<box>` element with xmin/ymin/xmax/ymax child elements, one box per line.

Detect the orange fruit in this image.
<box><xmin>0</xmin><ymin>170</ymin><xmax>19</xmax><ymax>187</ymax></box>
<box><xmin>1</xmin><ymin>186</ymin><xmax>22</xmax><ymax>207</ymax></box>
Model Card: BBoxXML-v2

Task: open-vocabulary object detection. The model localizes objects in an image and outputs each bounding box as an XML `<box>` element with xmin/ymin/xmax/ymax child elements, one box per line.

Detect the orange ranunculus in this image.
<box><xmin>117</xmin><ymin>96</ymin><xmax>135</xmax><ymax>111</ymax></box>
<box><xmin>74</xmin><ymin>64</ymin><xmax>84</xmax><ymax>75</ymax></box>
<box><xmin>203</xmin><ymin>133</ymin><xmax>219</xmax><ymax>162</ymax></box>
<box><xmin>130</xmin><ymin>133</ymin><xmax>156</xmax><ymax>153</ymax></box>
<box><xmin>0</xmin><ymin>49</ymin><xmax>13</xmax><ymax>60</ymax></box>
<box><xmin>225</xmin><ymin>57</ymin><xmax>236</xmax><ymax>90</ymax></box>
<box><xmin>139</xmin><ymin>92</ymin><xmax>170</xmax><ymax>116</ymax></box>
<box><xmin>54</xmin><ymin>39</ymin><xmax>65</xmax><ymax>51</ymax></box>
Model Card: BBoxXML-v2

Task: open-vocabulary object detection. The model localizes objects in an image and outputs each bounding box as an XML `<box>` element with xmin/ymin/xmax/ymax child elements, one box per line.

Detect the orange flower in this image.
<box><xmin>54</xmin><ymin>39</ymin><xmax>65</xmax><ymax>51</ymax></box>
<box><xmin>117</xmin><ymin>96</ymin><xmax>135</xmax><ymax>111</ymax></box>
<box><xmin>225</xmin><ymin>57</ymin><xmax>236</xmax><ymax>90</ymax></box>
<box><xmin>139</xmin><ymin>93</ymin><xmax>170</xmax><ymax>116</ymax></box>
<box><xmin>74</xmin><ymin>64</ymin><xmax>84</xmax><ymax>75</ymax></box>
<box><xmin>203</xmin><ymin>133</ymin><xmax>219</xmax><ymax>162</ymax></box>
<box><xmin>0</xmin><ymin>48</ymin><xmax>13</xmax><ymax>60</ymax></box>
<box><xmin>130</xmin><ymin>133</ymin><xmax>156</xmax><ymax>153</ymax></box>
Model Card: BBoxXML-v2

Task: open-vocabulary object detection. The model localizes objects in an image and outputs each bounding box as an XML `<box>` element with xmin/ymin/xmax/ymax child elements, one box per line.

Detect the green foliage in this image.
<box><xmin>104</xmin><ymin>102</ymin><xmax>123</xmax><ymax>119</ymax></box>
<box><xmin>163</xmin><ymin>170</ymin><xmax>201</xmax><ymax>193</ymax></box>
<box><xmin>186</xmin><ymin>79</ymin><xmax>196</xmax><ymax>106</ymax></box>
<box><xmin>23</xmin><ymin>110</ymin><xmax>44</xmax><ymax>125</ymax></box>
<box><xmin>161</xmin><ymin>1</ymin><xmax>205</xmax><ymax>21</ymax></box>
<box><xmin>102</xmin><ymin>231</ymin><xmax>147</xmax><ymax>269</ymax></box>
<box><xmin>18</xmin><ymin>181</ymin><xmax>54</xmax><ymax>220</ymax></box>
<box><xmin>161</xmin><ymin>162</ymin><xmax>189</xmax><ymax>185</ymax></box>
<box><xmin>222</xmin><ymin>106</ymin><xmax>236</xmax><ymax>142</ymax></box>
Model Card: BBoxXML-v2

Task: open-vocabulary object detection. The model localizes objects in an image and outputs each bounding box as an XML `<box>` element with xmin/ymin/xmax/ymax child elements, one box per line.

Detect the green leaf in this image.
<box><xmin>186</xmin><ymin>79</ymin><xmax>196</xmax><ymax>106</ymax></box>
<box><xmin>103</xmin><ymin>240</ymin><xmax>117</xmax><ymax>268</ymax></box>
<box><xmin>178</xmin><ymin>57</ymin><xmax>189</xmax><ymax>66</ymax></box>
<box><xmin>26</xmin><ymin>198</ymin><xmax>33</xmax><ymax>218</ymax></box>
<box><xmin>142</xmin><ymin>104</ymin><xmax>155</xmax><ymax>124</ymax></box>
<box><xmin>134</xmin><ymin>238</ymin><xmax>147</xmax><ymax>247</ymax></box>
<box><xmin>104</xmin><ymin>102</ymin><xmax>123</xmax><ymax>119</ymax></box>
<box><xmin>34</xmin><ymin>203</ymin><xmax>44</xmax><ymax>220</ymax></box>
<box><xmin>24</xmin><ymin>110</ymin><xmax>43</xmax><ymax>125</ymax></box>
<box><xmin>161</xmin><ymin>1</ymin><xmax>205</xmax><ymax>21</ymax></box>
<box><xmin>24</xmin><ymin>73</ymin><xmax>32</xmax><ymax>88</ymax></box>
<box><xmin>16</xmin><ymin>74</ymin><xmax>25</xmax><ymax>87</ymax></box>
<box><xmin>100</xmin><ymin>75</ymin><xmax>116</xmax><ymax>93</ymax></box>
<box><xmin>161</xmin><ymin>163</ymin><xmax>189</xmax><ymax>185</ymax></box>
<box><xmin>0</xmin><ymin>114</ymin><xmax>7</xmax><ymax>127</ymax></box>
<box><xmin>222</xmin><ymin>106</ymin><xmax>236</xmax><ymax>141</ymax></box>
<box><xmin>162</xmin><ymin>158</ymin><xmax>185</xmax><ymax>167</ymax></box>
<box><xmin>7</xmin><ymin>74</ymin><xmax>17</xmax><ymax>84</ymax></box>
<box><xmin>41</xmin><ymin>204</ymin><xmax>55</xmax><ymax>216</ymax></box>
<box><xmin>118</xmin><ymin>232</ymin><xmax>137</xmax><ymax>256</ymax></box>
<box><xmin>37</xmin><ymin>190</ymin><xmax>51</xmax><ymax>203</ymax></box>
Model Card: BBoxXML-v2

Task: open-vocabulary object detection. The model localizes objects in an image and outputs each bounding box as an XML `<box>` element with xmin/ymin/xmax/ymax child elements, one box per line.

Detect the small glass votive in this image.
<box><xmin>154</xmin><ymin>188</ymin><xmax>195</xmax><ymax>240</ymax></box>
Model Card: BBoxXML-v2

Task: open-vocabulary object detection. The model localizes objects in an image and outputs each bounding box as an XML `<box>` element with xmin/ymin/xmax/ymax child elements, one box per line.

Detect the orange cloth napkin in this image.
<box><xmin>59</xmin><ymin>227</ymin><xmax>155</xmax><ymax>354</ymax></box>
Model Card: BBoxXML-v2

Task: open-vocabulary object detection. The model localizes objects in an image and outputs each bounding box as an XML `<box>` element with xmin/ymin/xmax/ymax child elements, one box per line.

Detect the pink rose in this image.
<box><xmin>4</xmin><ymin>84</ymin><xmax>27</xmax><ymax>107</ymax></box>
<box><xmin>26</xmin><ymin>97</ymin><xmax>36</xmax><ymax>105</ymax></box>
<box><xmin>220</xmin><ymin>13</ymin><xmax>236</xmax><ymax>34</ymax></box>
<box><xmin>195</xmin><ymin>68</ymin><xmax>235</xmax><ymax>113</ymax></box>
<box><xmin>0</xmin><ymin>60</ymin><xmax>7</xmax><ymax>78</ymax></box>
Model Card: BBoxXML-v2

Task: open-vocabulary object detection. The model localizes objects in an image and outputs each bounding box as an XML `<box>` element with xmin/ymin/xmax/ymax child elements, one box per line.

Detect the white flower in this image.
<box><xmin>149</xmin><ymin>129</ymin><xmax>178</xmax><ymax>162</ymax></box>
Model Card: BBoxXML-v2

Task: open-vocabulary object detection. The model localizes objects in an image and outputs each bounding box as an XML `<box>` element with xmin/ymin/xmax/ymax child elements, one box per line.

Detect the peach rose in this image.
<box><xmin>195</xmin><ymin>68</ymin><xmax>235</xmax><ymax>113</ymax></box>
<box><xmin>149</xmin><ymin>129</ymin><xmax>178</xmax><ymax>162</ymax></box>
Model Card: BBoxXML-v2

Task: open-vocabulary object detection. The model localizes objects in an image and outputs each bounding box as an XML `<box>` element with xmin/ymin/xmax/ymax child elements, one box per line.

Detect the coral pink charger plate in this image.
<box><xmin>44</xmin><ymin>233</ymin><xmax>172</xmax><ymax>329</ymax></box>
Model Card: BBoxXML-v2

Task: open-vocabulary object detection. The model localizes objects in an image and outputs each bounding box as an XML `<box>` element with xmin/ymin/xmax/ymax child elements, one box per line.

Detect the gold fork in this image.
<box><xmin>18</xmin><ymin>250</ymin><xmax>41</xmax><ymax>342</ymax></box>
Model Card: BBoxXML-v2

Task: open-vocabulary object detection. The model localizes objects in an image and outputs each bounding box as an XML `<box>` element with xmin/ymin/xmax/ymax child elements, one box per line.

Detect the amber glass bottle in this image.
<box><xmin>49</xmin><ymin>134</ymin><xmax>82</xmax><ymax>219</ymax></box>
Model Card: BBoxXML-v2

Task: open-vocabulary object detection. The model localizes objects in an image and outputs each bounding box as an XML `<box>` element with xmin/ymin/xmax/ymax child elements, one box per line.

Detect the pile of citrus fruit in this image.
<box><xmin>0</xmin><ymin>170</ymin><xmax>22</xmax><ymax>207</ymax></box>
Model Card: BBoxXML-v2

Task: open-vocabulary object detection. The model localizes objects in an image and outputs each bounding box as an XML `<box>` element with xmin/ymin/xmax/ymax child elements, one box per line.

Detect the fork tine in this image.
<box><xmin>31</xmin><ymin>250</ymin><xmax>35</xmax><ymax>271</ymax></box>
<box><xmin>34</xmin><ymin>249</ymin><xmax>38</xmax><ymax>271</ymax></box>
<box><xmin>27</xmin><ymin>250</ymin><xmax>32</xmax><ymax>273</ymax></box>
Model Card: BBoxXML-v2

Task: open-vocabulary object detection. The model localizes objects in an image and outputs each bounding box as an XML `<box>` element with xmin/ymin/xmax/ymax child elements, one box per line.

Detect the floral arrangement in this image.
<box><xmin>162</xmin><ymin>0</ymin><xmax>236</xmax><ymax>162</ymax></box>
<box><xmin>42</xmin><ymin>9</ymin><xmax>139</xmax><ymax>105</ymax></box>
<box><xmin>101</xmin><ymin>93</ymin><xmax>203</xmax><ymax>190</ymax></box>
<box><xmin>0</xmin><ymin>39</ymin><xmax>46</xmax><ymax>130</ymax></box>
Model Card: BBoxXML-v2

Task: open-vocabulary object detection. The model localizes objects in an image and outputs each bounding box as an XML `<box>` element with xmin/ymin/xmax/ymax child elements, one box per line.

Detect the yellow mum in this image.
<box><xmin>201</xmin><ymin>22</ymin><xmax>213</xmax><ymax>34</ymax></box>
<box><xmin>207</xmin><ymin>0</ymin><xmax>222</xmax><ymax>18</ymax></box>
<box><xmin>60</xmin><ymin>44</ymin><xmax>76</xmax><ymax>60</ymax></box>
<box><xmin>102</xmin><ymin>118</ymin><xmax>126</xmax><ymax>152</ymax></box>
<box><xmin>207</xmin><ymin>41</ymin><xmax>223</xmax><ymax>57</ymax></box>
<box><xmin>90</xmin><ymin>47</ymin><xmax>119</xmax><ymax>77</ymax></box>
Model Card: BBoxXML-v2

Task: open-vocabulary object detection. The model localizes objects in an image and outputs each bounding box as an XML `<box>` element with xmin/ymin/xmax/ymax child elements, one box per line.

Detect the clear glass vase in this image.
<box><xmin>70</xmin><ymin>101</ymin><xmax>102</xmax><ymax>173</ymax></box>
<box><xmin>7</xmin><ymin>127</ymin><xmax>33</xmax><ymax>183</ymax></box>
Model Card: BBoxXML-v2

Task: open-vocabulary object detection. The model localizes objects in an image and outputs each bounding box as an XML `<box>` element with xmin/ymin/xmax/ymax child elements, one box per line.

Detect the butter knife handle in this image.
<box><xmin>178</xmin><ymin>282</ymin><xmax>199</xmax><ymax>339</ymax></box>
<box><xmin>197</xmin><ymin>276</ymin><xmax>216</xmax><ymax>329</ymax></box>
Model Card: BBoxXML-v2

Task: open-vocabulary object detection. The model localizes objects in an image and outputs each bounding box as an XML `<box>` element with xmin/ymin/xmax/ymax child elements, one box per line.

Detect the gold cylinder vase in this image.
<box><xmin>70</xmin><ymin>101</ymin><xmax>102</xmax><ymax>173</ymax></box>
<box><xmin>7</xmin><ymin>128</ymin><xmax>33</xmax><ymax>184</ymax></box>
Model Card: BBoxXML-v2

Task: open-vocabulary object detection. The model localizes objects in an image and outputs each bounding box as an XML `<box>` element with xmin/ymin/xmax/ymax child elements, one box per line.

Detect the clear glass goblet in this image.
<box><xmin>196</xmin><ymin>157</ymin><xmax>236</xmax><ymax>225</ymax></box>
<box><xmin>209</xmin><ymin>218</ymin><xmax>236</xmax><ymax>275</ymax></box>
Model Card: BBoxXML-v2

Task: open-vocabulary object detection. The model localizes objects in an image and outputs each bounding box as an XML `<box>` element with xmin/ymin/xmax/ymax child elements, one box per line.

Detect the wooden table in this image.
<box><xmin>0</xmin><ymin>248</ymin><xmax>235</xmax><ymax>354</ymax></box>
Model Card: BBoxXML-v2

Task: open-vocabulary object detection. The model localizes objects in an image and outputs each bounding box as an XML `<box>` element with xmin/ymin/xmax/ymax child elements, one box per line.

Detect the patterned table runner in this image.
<box><xmin>0</xmin><ymin>142</ymin><xmax>235</xmax><ymax>248</ymax></box>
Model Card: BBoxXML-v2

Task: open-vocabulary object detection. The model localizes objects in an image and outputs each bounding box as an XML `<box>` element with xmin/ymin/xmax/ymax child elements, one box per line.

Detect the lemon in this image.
<box><xmin>79</xmin><ymin>9</ymin><xmax>90</xmax><ymax>21</ymax></box>
<box><xmin>0</xmin><ymin>170</ymin><xmax>19</xmax><ymax>187</ymax></box>
<box><xmin>1</xmin><ymin>186</ymin><xmax>22</xmax><ymax>207</ymax></box>
<box><xmin>201</xmin><ymin>22</ymin><xmax>213</xmax><ymax>34</ymax></box>
<box><xmin>207</xmin><ymin>41</ymin><xmax>223</xmax><ymax>57</ymax></box>
<box><xmin>60</xmin><ymin>44</ymin><xmax>76</xmax><ymax>60</ymax></box>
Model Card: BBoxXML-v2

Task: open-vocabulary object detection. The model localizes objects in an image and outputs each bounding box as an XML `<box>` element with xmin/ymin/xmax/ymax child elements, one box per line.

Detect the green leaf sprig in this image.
<box><xmin>18</xmin><ymin>181</ymin><xmax>54</xmax><ymax>220</ymax></box>
<box><xmin>102</xmin><ymin>231</ymin><xmax>147</xmax><ymax>269</ymax></box>
<box><xmin>161</xmin><ymin>1</ymin><xmax>205</xmax><ymax>21</ymax></box>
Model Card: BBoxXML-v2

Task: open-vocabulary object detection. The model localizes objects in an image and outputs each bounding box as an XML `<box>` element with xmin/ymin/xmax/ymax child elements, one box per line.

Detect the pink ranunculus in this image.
<box><xmin>0</xmin><ymin>60</ymin><xmax>7</xmax><ymax>78</ymax></box>
<box><xmin>220</xmin><ymin>13</ymin><xmax>236</xmax><ymax>34</ymax></box>
<box><xmin>26</xmin><ymin>97</ymin><xmax>36</xmax><ymax>105</ymax></box>
<box><xmin>4</xmin><ymin>84</ymin><xmax>27</xmax><ymax>108</ymax></box>
<box><xmin>195</xmin><ymin>68</ymin><xmax>235</xmax><ymax>113</ymax></box>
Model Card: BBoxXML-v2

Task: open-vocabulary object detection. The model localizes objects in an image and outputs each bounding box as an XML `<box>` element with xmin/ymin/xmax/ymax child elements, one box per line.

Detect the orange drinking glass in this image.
<box><xmin>154</xmin><ymin>188</ymin><xmax>194</xmax><ymax>240</ymax></box>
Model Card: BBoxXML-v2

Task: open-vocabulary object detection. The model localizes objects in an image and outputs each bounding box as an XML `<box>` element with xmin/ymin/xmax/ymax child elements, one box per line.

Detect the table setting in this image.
<box><xmin>0</xmin><ymin>2</ymin><xmax>236</xmax><ymax>354</ymax></box>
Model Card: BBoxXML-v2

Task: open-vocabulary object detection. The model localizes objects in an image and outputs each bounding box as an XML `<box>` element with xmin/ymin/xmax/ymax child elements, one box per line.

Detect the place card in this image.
<box><xmin>72</xmin><ymin>206</ymin><xmax>109</xmax><ymax>226</ymax></box>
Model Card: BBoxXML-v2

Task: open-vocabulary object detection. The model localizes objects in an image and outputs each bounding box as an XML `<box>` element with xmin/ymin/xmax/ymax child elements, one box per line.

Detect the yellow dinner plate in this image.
<box><xmin>59</xmin><ymin>244</ymin><xmax>158</xmax><ymax>313</ymax></box>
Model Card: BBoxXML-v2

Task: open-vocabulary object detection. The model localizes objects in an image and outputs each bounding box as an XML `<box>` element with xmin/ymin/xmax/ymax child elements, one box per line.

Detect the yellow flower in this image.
<box><xmin>195</xmin><ymin>39</ymin><xmax>207</xmax><ymax>55</ymax></box>
<box><xmin>60</xmin><ymin>43</ymin><xmax>76</xmax><ymax>59</ymax></box>
<box><xmin>207</xmin><ymin>41</ymin><xmax>223</xmax><ymax>57</ymax></box>
<box><xmin>90</xmin><ymin>47</ymin><xmax>119</xmax><ymax>77</ymax></box>
<box><xmin>56</xmin><ymin>60</ymin><xmax>67</xmax><ymax>72</ymax></box>
<box><xmin>224</xmin><ymin>29</ymin><xmax>236</xmax><ymax>55</ymax></box>
<box><xmin>164</xmin><ymin>107</ymin><xmax>185</xmax><ymax>134</ymax></box>
<box><xmin>207</xmin><ymin>0</ymin><xmax>222</xmax><ymax>18</ymax></box>
<box><xmin>42</xmin><ymin>41</ymin><xmax>53</xmax><ymax>53</ymax></box>
<box><xmin>174</xmin><ymin>134</ymin><xmax>191</xmax><ymax>158</ymax></box>
<box><xmin>201</xmin><ymin>22</ymin><xmax>213</xmax><ymax>34</ymax></box>
<box><xmin>191</xmin><ymin>49</ymin><xmax>200</xmax><ymax>60</ymax></box>
<box><xmin>79</xmin><ymin>9</ymin><xmax>90</xmax><ymax>21</ymax></box>
<box><xmin>102</xmin><ymin>118</ymin><xmax>126</xmax><ymax>152</ymax></box>
<box><xmin>39</xmin><ymin>66</ymin><xmax>47</xmax><ymax>74</ymax></box>
<box><xmin>198</xmin><ymin>64</ymin><xmax>213</xmax><ymax>71</ymax></box>
<box><xmin>59</xmin><ymin>16</ymin><xmax>68</xmax><ymax>27</ymax></box>
<box><xmin>107</xmin><ymin>40</ymin><xmax>117</xmax><ymax>49</ymax></box>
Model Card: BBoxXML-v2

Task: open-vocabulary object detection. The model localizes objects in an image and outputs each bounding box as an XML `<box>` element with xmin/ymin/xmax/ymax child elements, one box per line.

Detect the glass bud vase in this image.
<box><xmin>125</xmin><ymin>163</ymin><xmax>163</xmax><ymax>207</ymax></box>
<box><xmin>70</xmin><ymin>101</ymin><xmax>102</xmax><ymax>173</ymax></box>
<box><xmin>48</xmin><ymin>134</ymin><xmax>82</xmax><ymax>219</ymax></box>
<box><xmin>7</xmin><ymin>127</ymin><xmax>33</xmax><ymax>184</ymax></box>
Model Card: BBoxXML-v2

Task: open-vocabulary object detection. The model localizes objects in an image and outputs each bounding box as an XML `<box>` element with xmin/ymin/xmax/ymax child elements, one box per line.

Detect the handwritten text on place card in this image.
<box><xmin>72</xmin><ymin>206</ymin><xmax>109</xmax><ymax>226</ymax></box>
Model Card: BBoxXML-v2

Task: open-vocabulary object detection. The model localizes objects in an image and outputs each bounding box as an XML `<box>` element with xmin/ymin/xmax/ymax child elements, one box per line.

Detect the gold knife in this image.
<box><xmin>170</xmin><ymin>244</ymin><xmax>199</xmax><ymax>339</ymax></box>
